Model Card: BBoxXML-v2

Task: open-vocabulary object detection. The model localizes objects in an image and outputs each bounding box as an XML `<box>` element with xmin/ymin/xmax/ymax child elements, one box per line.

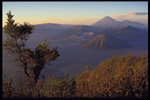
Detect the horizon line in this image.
<box><xmin>3</xmin><ymin>16</ymin><xmax>148</xmax><ymax>27</ymax></box>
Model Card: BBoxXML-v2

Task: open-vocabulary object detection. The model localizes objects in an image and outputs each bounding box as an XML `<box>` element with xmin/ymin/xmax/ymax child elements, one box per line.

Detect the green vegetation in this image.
<box><xmin>3</xmin><ymin>55</ymin><xmax>148</xmax><ymax>98</ymax></box>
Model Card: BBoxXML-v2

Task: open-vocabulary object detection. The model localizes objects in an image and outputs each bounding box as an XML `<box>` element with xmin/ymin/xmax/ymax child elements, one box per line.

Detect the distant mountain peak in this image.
<box><xmin>103</xmin><ymin>16</ymin><xmax>114</xmax><ymax>19</ymax></box>
<box><xmin>92</xmin><ymin>16</ymin><xmax>147</xmax><ymax>29</ymax></box>
<box><xmin>92</xmin><ymin>16</ymin><xmax>118</xmax><ymax>27</ymax></box>
<box><xmin>101</xmin><ymin>16</ymin><xmax>116</xmax><ymax>21</ymax></box>
<box><xmin>104</xmin><ymin>16</ymin><xmax>111</xmax><ymax>18</ymax></box>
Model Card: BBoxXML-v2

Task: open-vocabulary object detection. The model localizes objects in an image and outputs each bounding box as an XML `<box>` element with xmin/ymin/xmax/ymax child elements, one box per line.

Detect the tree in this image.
<box><xmin>3</xmin><ymin>11</ymin><xmax>60</xmax><ymax>83</ymax></box>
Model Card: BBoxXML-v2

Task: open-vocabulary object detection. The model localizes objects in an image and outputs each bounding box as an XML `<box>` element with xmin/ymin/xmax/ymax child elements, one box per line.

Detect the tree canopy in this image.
<box><xmin>3</xmin><ymin>11</ymin><xmax>60</xmax><ymax>83</ymax></box>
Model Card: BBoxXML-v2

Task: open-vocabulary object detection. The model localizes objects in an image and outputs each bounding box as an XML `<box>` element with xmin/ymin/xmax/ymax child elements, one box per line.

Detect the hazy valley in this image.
<box><xmin>3</xmin><ymin>16</ymin><xmax>148</xmax><ymax>82</ymax></box>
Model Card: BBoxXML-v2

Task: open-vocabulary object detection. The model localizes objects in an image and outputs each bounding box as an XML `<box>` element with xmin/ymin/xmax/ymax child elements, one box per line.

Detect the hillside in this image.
<box><xmin>32</xmin><ymin>23</ymin><xmax>73</xmax><ymax>39</ymax></box>
<box><xmin>100</xmin><ymin>26</ymin><xmax>148</xmax><ymax>41</ymax></box>
<box><xmin>3</xmin><ymin>54</ymin><xmax>148</xmax><ymax>98</ymax></box>
<box><xmin>76</xmin><ymin>55</ymin><xmax>148</xmax><ymax>97</ymax></box>
<box><xmin>81</xmin><ymin>34</ymin><xmax>132</xmax><ymax>50</ymax></box>
<box><xmin>54</xmin><ymin>25</ymin><xmax>103</xmax><ymax>40</ymax></box>
<box><xmin>53</xmin><ymin>22</ymin><xmax>147</xmax><ymax>50</ymax></box>
<box><xmin>96</xmin><ymin>26</ymin><xmax>148</xmax><ymax>49</ymax></box>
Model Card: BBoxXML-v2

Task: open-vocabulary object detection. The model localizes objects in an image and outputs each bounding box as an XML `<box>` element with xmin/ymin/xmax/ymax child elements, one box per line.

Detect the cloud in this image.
<box><xmin>112</xmin><ymin>14</ymin><xmax>128</xmax><ymax>20</ymax></box>
<box><xmin>126</xmin><ymin>12</ymin><xmax>148</xmax><ymax>15</ymax></box>
<box><xmin>112</xmin><ymin>12</ymin><xmax>148</xmax><ymax>20</ymax></box>
<box><xmin>111</xmin><ymin>13</ymin><xmax>148</xmax><ymax>25</ymax></box>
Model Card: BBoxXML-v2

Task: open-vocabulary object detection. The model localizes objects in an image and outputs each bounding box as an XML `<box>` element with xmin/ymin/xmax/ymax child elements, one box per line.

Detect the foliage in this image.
<box><xmin>3</xmin><ymin>74</ymin><xmax>76</xmax><ymax>98</ymax></box>
<box><xmin>41</xmin><ymin>74</ymin><xmax>76</xmax><ymax>97</ymax></box>
<box><xmin>76</xmin><ymin>54</ymin><xmax>148</xmax><ymax>98</ymax></box>
<box><xmin>2</xmin><ymin>79</ymin><xmax>15</xmax><ymax>97</ymax></box>
<box><xmin>2</xmin><ymin>55</ymin><xmax>148</xmax><ymax>98</ymax></box>
<box><xmin>3</xmin><ymin>54</ymin><xmax>148</xmax><ymax>98</ymax></box>
<box><xmin>3</xmin><ymin>11</ymin><xmax>59</xmax><ymax>82</ymax></box>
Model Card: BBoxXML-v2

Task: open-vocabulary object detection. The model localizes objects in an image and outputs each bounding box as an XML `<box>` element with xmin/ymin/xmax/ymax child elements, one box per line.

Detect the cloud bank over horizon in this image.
<box><xmin>126</xmin><ymin>12</ymin><xmax>148</xmax><ymax>15</ymax></box>
<box><xmin>111</xmin><ymin>12</ymin><xmax>148</xmax><ymax>25</ymax></box>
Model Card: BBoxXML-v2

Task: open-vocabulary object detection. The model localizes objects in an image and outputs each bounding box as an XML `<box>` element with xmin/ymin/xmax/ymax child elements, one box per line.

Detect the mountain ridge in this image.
<box><xmin>81</xmin><ymin>34</ymin><xmax>132</xmax><ymax>50</ymax></box>
<box><xmin>92</xmin><ymin>16</ymin><xmax>147</xmax><ymax>29</ymax></box>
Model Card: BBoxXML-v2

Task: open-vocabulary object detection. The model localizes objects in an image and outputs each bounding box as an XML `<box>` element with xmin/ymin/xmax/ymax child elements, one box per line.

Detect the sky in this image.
<box><xmin>2</xmin><ymin>2</ymin><xmax>148</xmax><ymax>27</ymax></box>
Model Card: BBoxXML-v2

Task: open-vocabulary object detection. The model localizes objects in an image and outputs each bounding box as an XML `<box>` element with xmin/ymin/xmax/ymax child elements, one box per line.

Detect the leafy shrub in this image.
<box><xmin>3</xmin><ymin>54</ymin><xmax>148</xmax><ymax>98</ymax></box>
<box><xmin>76</xmin><ymin>54</ymin><xmax>148</xmax><ymax>98</ymax></box>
